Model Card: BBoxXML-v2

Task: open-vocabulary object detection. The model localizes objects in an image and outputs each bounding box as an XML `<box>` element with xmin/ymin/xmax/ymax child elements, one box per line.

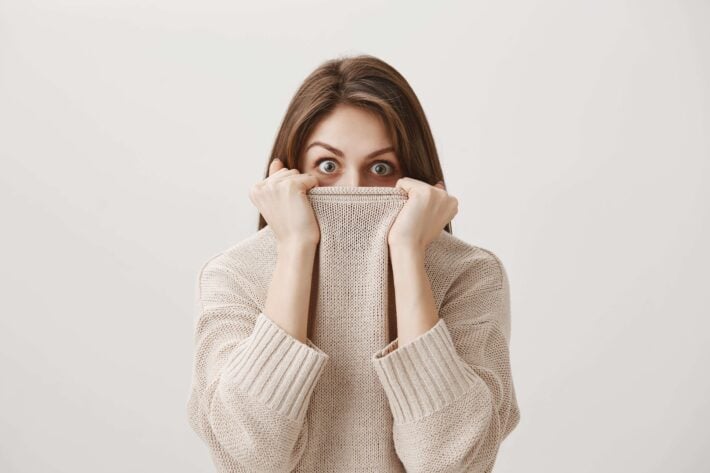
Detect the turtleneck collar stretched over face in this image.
<box><xmin>303</xmin><ymin>185</ymin><xmax>409</xmax><ymax>352</ymax></box>
<box><xmin>306</xmin><ymin>185</ymin><xmax>408</xmax><ymax>243</ymax></box>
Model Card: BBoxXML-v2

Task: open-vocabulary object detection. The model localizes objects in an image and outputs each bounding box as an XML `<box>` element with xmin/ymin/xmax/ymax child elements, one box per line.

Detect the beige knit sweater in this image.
<box><xmin>186</xmin><ymin>186</ymin><xmax>520</xmax><ymax>472</ymax></box>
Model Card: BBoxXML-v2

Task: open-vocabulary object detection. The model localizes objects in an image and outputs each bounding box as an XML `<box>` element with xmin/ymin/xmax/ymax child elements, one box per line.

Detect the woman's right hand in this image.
<box><xmin>249</xmin><ymin>158</ymin><xmax>321</xmax><ymax>247</ymax></box>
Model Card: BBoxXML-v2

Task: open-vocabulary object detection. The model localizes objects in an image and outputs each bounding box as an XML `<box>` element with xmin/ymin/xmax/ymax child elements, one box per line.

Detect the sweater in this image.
<box><xmin>186</xmin><ymin>185</ymin><xmax>520</xmax><ymax>473</ymax></box>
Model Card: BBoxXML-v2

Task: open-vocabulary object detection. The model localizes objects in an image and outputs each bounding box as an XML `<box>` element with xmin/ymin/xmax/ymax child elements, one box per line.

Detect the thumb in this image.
<box><xmin>269</xmin><ymin>157</ymin><xmax>285</xmax><ymax>176</ymax></box>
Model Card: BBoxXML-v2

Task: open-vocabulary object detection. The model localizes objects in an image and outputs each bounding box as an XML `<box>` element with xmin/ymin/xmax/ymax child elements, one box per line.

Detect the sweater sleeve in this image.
<box><xmin>186</xmin><ymin>254</ymin><xmax>330</xmax><ymax>472</ymax></box>
<box><xmin>370</xmin><ymin>252</ymin><xmax>520</xmax><ymax>473</ymax></box>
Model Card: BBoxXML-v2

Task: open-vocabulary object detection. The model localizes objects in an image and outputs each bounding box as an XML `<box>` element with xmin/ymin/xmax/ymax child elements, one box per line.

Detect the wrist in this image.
<box><xmin>277</xmin><ymin>238</ymin><xmax>317</xmax><ymax>254</ymax></box>
<box><xmin>388</xmin><ymin>242</ymin><xmax>425</xmax><ymax>264</ymax></box>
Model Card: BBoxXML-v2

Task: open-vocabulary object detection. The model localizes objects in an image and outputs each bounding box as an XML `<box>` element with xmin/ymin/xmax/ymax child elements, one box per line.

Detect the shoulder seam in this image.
<box><xmin>196</xmin><ymin>251</ymin><xmax>226</xmax><ymax>314</ymax></box>
<box><xmin>460</xmin><ymin>246</ymin><xmax>506</xmax><ymax>292</ymax></box>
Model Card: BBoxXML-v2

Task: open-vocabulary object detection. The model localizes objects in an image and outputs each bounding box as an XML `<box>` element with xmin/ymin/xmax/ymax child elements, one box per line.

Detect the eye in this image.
<box><xmin>316</xmin><ymin>158</ymin><xmax>338</xmax><ymax>174</ymax></box>
<box><xmin>371</xmin><ymin>161</ymin><xmax>395</xmax><ymax>176</ymax></box>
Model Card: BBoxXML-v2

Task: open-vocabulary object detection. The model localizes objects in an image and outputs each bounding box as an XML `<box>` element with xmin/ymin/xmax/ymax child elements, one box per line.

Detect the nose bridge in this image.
<box><xmin>340</xmin><ymin>168</ymin><xmax>361</xmax><ymax>187</ymax></box>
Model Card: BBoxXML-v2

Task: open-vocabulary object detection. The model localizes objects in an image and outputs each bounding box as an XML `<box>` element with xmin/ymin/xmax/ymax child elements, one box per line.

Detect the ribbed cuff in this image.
<box><xmin>221</xmin><ymin>312</ymin><xmax>329</xmax><ymax>423</ymax></box>
<box><xmin>371</xmin><ymin>317</ymin><xmax>479</xmax><ymax>424</ymax></box>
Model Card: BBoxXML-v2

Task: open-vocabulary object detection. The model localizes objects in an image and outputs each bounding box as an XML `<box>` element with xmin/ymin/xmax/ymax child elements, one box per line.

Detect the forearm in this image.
<box><xmin>373</xmin><ymin>249</ymin><xmax>520</xmax><ymax>472</ymax></box>
<box><xmin>389</xmin><ymin>244</ymin><xmax>440</xmax><ymax>347</ymax></box>
<box><xmin>264</xmin><ymin>240</ymin><xmax>318</xmax><ymax>344</ymax></box>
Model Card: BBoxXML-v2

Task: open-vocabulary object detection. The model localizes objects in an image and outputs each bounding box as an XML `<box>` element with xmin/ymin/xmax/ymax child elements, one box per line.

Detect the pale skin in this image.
<box><xmin>249</xmin><ymin>104</ymin><xmax>458</xmax><ymax>347</ymax></box>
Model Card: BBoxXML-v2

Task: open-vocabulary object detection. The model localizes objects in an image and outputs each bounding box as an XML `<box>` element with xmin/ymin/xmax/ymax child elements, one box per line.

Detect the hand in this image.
<box><xmin>387</xmin><ymin>177</ymin><xmax>458</xmax><ymax>250</ymax></box>
<box><xmin>249</xmin><ymin>158</ymin><xmax>321</xmax><ymax>247</ymax></box>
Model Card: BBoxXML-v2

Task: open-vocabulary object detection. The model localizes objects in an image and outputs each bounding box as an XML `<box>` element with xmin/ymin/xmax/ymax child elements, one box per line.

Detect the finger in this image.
<box><xmin>268</xmin><ymin>158</ymin><xmax>286</xmax><ymax>176</ymax></box>
<box><xmin>394</xmin><ymin>176</ymin><xmax>425</xmax><ymax>194</ymax></box>
<box><xmin>289</xmin><ymin>172</ymin><xmax>320</xmax><ymax>190</ymax></box>
<box><xmin>269</xmin><ymin>167</ymin><xmax>300</xmax><ymax>184</ymax></box>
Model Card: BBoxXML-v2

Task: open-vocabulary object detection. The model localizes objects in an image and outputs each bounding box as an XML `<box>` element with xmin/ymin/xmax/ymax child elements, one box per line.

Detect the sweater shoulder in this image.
<box><xmin>197</xmin><ymin>226</ymin><xmax>277</xmax><ymax>303</ymax></box>
<box><xmin>428</xmin><ymin>232</ymin><xmax>512</xmax><ymax>336</ymax></box>
<box><xmin>203</xmin><ymin>225</ymin><xmax>276</xmax><ymax>267</ymax></box>
<box><xmin>426</xmin><ymin>230</ymin><xmax>508</xmax><ymax>295</ymax></box>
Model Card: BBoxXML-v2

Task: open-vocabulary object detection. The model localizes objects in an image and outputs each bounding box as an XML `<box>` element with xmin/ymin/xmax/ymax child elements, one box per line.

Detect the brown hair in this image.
<box><xmin>258</xmin><ymin>53</ymin><xmax>452</xmax><ymax>234</ymax></box>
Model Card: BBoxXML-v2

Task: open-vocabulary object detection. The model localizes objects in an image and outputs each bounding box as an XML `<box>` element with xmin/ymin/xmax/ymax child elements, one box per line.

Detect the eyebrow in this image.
<box><xmin>305</xmin><ymin>141</ymin><xmax>395</xmax><ymax>160</ymax></box>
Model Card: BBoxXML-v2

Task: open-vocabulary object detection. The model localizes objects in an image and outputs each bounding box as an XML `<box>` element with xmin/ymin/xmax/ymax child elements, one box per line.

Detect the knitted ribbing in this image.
<box><xmin>187</xmin><ymin>186</ymin><xmax>520</xmax><ymax>473</ymax></box>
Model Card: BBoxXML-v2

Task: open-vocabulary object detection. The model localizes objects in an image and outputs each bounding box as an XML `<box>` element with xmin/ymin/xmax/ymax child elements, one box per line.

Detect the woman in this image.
<box><xmin>187</xmin><ymin>54</ymin><xmax>520</xmax><ymax>472</ymax></box>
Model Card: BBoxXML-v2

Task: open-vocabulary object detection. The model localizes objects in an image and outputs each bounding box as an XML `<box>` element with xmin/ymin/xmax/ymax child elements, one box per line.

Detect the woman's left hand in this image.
<box><xmin>387</xmin><ymin>177</ymin><xmax>458</xmax><ymax>250</ymax></box>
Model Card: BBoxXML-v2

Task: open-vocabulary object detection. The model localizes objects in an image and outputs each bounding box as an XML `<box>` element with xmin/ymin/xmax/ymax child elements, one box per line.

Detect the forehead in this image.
<box><xmin>305</xmin><ymin>105</ymin><xmax>392</xmax><ymax>154</ymax></box>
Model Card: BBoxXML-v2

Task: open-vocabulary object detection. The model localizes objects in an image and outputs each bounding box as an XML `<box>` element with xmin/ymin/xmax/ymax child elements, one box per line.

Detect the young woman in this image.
<box><xmin>187</xmin><ymin>54</ymin><xmax>520</xmax><ymax>473</ymax></box>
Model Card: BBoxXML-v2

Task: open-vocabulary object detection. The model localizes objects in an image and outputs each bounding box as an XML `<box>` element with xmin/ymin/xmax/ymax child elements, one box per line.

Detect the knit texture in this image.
<box><xmin>186</xmin><ymin>186</ymin><xmax>520</xmax><ymax>472</ymax></box>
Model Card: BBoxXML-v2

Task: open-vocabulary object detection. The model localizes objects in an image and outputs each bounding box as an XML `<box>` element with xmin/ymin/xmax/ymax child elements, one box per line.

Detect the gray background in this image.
<box><xmin>1</xmin><ymin>0</ymin><xmax>708</xmax><ymax>472</ymax></box>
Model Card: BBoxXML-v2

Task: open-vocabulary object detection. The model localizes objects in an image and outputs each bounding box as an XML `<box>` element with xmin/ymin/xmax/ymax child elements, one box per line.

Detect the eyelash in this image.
<box><xmin>314</xmin><ymin>157</ymin><xmax>397</xmax><ymax>175</ymax></box>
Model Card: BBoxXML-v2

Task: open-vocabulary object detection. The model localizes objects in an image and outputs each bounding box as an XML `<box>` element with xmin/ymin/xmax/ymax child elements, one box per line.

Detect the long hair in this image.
<box><xmin>258</xmin><ymin>54</ymin><xmax>452</xmax><ymax>234</ymax></box>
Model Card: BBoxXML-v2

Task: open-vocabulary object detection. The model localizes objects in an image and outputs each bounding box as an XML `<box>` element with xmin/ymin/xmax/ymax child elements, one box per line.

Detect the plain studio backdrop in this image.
<box><xmin>1</xmin><ymin>1</ymin><xmax>708</xmax><ymax>472</ymax></box>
